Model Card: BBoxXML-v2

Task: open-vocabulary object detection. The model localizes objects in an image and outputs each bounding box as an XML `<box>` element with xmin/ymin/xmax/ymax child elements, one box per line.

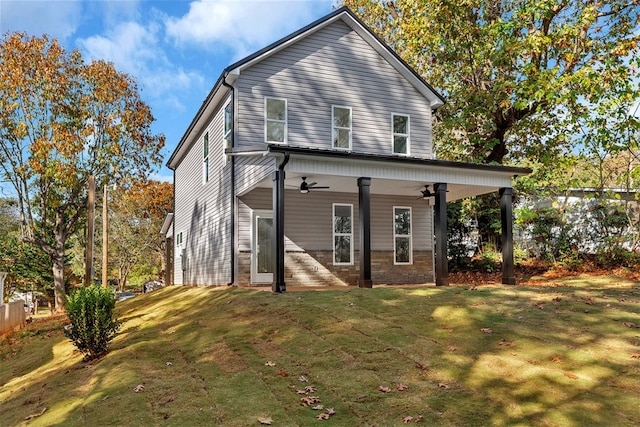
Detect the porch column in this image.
<box><xmin>272</xmin><ymin>170</ymin><xmax>286</xmax><ymax>292</ymax></box>
<box><xmin>358</xmin><ymin>177</ymin><xmax>373</xmax><ymax>288</ymax></box>
<box><xmin>500</xmin><ymin>187</ymin><xmax>516</xmax><ymax>285</ymax></box>
<box><xmin>434</xmin><ymin>183</ymin><xmax>449</xmax><ymax>286</ymax></box>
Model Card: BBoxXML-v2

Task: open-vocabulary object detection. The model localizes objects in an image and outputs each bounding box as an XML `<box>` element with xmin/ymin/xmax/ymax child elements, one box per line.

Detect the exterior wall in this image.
<box><xmin>235</xmin><ymin>20</ymin><xmax>433</xmax><ymax>157</ymax></box>
<box><xmin>173</xmin><ymin>96</ymin><xmax>233</xmax><ymax>285</ymax></box>
<box><xmin>237</xmin><ymin>187</ymin><xmax>434</xmax><ymax>286</ymax></box>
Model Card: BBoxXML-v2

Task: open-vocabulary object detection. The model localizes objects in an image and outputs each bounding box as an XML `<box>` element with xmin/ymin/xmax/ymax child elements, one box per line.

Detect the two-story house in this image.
<box><xmin>165</xmin><ymin>7</ymin><xmax>530</xmax><ymax>291</ymax></box>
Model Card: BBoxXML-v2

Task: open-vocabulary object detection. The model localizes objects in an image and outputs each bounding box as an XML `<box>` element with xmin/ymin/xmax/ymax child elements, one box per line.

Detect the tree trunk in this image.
<box><xmin>52</xmin><ymin>211</ymin><xmax>67</xmax><ymax>313</ymax></box>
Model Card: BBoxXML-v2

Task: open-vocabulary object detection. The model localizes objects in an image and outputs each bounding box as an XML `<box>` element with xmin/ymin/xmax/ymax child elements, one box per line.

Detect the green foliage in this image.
<box><xmin>64</xmin><ymin>286</ymin><xmax>120</xmax><ymax>360</ymax></box>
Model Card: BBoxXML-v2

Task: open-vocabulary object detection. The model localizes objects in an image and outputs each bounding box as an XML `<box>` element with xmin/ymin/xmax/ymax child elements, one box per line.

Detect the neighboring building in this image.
<box><xmin>166</xmin><ymin>7</ymin><xmax>530</xmax><ymax>291</ymax></box>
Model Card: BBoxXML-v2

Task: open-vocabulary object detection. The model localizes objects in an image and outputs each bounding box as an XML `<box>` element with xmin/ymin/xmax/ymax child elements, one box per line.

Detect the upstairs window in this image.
<box><xmin>333</xmin><ymin>204</ymin><xmax>353</xmax><ymax>265</ymax></box>
<box><xmin>394</xmin><ymin>207</ymin><xmax>412</xmax><ymax>264</ymax></box>
<box><xmin>223</xmin><ymin>102</ymin><xmax>232</xmax><ymax>162</ymax></box>
<box><xmin>392</xmin><ymin>114</ymin><xmax>410</xmax><ymax>155</ymax></box>
<box><xmin>265</xmin><ymin>97</ymin><xmax>287</xmax><ymax>143</ymax></box>
<box><xmin>332</xmin><ymin>105</ymin><xmax>352</xmax><ymax>150</ymax></box>
<box><xmin>203</xmin><ymin>132</ymin><xmax>209</xmax><ymax>183</ymax></box>
<box><xmin>176</xmin><ymin>231</ymin><xmax>183</xmax><ymax>247</ymax></box>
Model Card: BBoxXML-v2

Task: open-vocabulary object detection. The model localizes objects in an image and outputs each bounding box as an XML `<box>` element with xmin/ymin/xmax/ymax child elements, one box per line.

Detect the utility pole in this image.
<box><xmin>102</xmin><ymin>184</ymin><xmax>108</xmax><ymax>288</ymax></box>
<box><xmin>85</xmin><ymin>175</ymin><xmax>95</xmax><ymax>286</ymax></box>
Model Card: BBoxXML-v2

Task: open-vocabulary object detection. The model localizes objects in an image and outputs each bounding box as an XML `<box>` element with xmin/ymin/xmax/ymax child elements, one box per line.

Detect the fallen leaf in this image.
<box><xmin>300</xmin><ymin>396</ymin><xmax>321</xmax><ymax>407</ymax></box>
<box><xmin>312</xmin><ymin>405</ymin><xmax>324</xmax><ymax>411</ymax></box>
<box><xmin>298</xmin><ymin>375</ymin><xmax>308</xmax><ymax>383</ymax></box>
<box><xmin>403</xmin><ymin>416</ymin><xmax>414</xmax><ymax>423</ymax></box>
<box><xmin>257</xmin><ymin>416</ymin><xmax>273</xmax><ymax>425</ymax></box>
<box><xmin>438</xmin><ymin>383</ymin><xmax>450</xmax><ymax>389</ymax></box>
<box><xmin>276</xmin><ymin>370</ymin><xmax>289</xmax><ymax>377</ymax></box>
<box><xmin>481</xmin><ymin>328</ymin><xmax>493</xmax><ymax>334</ymax></box>
<box><xmin>296</xmin><ymin>389</ymin><xmax>307</xmax><ymax>395</ymax></box>
<box><xmin>378</xmin><ymin>385</ymin><xmax>391</xmax><ymax>393</ymax></box>
<box><xmin>24</xmin><ymin>407</ymin><xmax>47</xmax><ymax>420</ymax></box>
<box><xmin>498</xmin><ymin>340</ymin><xmax>515</xmax><ymax>348</ymax></box>
<box><xmin>396</xmin><ymin>384</ymin><xmax>409</xmax><ymax>391</ymax></box>
<box><xmin>415</xmin><ymin>362</ymin><xmax>428</xmax><ymax>370</ymax></box>
<box><xmin>326</xmin><ymin>408</ymin><xmax>335</xmax><ymax>415</ymax></box>
<box><xmin>304</xmin><ymin>385</ymin><xmax>316</xmax><ymax>393</ymax></box>
<box><xmin>622</xmin><ymin>322</ymin><xmax>638</xmax><ymax>329</ymax></box>
<box><xmin>448</xmin><ymin>345</ymin><xmax>457</xmax><ymax>351</ymax></box>
<box><xmin>265</xmin><ymin>361</ymin><xmax>276</xmax><ymax>367</ymax></box>
<box><xmin>414</xmin><ymin>415</ymin><xmax>424</xmax><ymax>423</ymax></box>
<box><xmin>564</xmin><ymin>372</ymin><xmax>579</xmax><ymax>380</ymax></box>
<box><xmin>133</xmin><ymin>384</ymin><xmax>145</xmax><ymax>393</ymax></box>
<box><xmin>551</xmin><ymin>356</ymin><xmax>563</xmax><ymax>363</ymax></box>
<box><xmin>630</xmin><ymin>352</ymin><xmax>640</xmax><ymax>359</ymax></box>
<box><xmin>316</xmin><ymin>413</ymin><xmax>330</xmax><ymax>420</ymax></box>
<box><xmin>553</xmin><ymin>297</ymin><xmax>562</xmax><ymax>302</ymax></box>
<box><xmin>165</xmin><ymin>362</ymin><xmax>173</xmax><ymax>366</ymax></box>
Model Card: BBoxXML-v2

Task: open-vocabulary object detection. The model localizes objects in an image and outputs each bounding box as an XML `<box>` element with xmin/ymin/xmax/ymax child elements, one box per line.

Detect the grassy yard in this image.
<box><xmin>1</xmin><ymin>277</ymin><xmax>639</xmax><ymax>426</ymax></box>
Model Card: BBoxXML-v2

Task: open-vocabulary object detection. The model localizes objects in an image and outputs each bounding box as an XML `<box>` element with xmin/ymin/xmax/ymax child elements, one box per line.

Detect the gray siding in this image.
<box><xmin>238</xmin><ymin>187</ymin><xmax>433</xmax><ymax>253</ymax></box>
<box><xmin>235</xmin><ymin>21</ymin><xmax>433</xmax><ymax>157</ymax></box>
<box><xmin>235</xmin><ymin>155</ymin><xmax>276</xmax><ymax>195</ymax></box>
<box><xmin>173</xmin><ymin>96</ymin><xmax>232</xmax><ymax>285</ymax></box>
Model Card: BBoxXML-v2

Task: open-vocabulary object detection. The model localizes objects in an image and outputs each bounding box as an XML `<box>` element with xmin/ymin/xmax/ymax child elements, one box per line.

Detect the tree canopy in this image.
<box><xmin>0</xmin><ymin>33</ymin><xmax>165</xmax><ymax>311</ymax></box>
<box><xmin>341</xmin><ymin>0</ymin><xmax>640</xmax><ymax>167</ymax></box>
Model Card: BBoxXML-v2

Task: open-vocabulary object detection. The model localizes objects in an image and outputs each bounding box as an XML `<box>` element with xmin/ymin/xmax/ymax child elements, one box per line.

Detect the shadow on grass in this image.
<box><xmin>1</xmin><ymin>280</ymin><xmax>639</xmax><ymax>426</ymax></box>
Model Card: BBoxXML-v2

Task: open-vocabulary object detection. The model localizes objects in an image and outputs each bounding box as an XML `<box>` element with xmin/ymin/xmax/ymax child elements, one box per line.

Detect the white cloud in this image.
<box><xmin>0</xmin><ymin>0</ymin><xmax>82</xmax><ymax>41</ymax></box>
<box><xmin>165</xmin><ymin>0</ymin><xmax>332</xmax><ymax>59</ymax></box>
<box><xmin>78</xmin><ymin>20</ymin><xmax>203</xmax><ymax>103</ymax></box>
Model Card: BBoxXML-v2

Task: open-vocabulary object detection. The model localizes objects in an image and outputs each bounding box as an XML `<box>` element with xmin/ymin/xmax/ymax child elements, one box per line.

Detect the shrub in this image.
<box><xmin>64</xmin><ymin>286</ymin><xmax>120</xmax><ymax>360</ymax></box>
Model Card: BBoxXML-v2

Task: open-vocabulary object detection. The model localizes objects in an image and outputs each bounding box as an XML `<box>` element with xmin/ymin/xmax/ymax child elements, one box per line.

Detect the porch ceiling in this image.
<box><xmin>244</xmin><ymin>146</ymin><xmax>531</xmax><ymax>202</ymax></box>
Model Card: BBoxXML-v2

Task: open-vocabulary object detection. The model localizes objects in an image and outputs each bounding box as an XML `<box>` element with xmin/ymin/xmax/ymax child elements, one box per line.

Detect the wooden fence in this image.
<box><xmin>0</xmin><ymin>300</ymin><xmax>26</xmax><ymax>337</ymax></box>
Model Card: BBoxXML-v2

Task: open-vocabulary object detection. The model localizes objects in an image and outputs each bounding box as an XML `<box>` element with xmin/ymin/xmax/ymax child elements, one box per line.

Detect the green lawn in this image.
<box><xmin>1</xmin><ymin>277</ymin><xmax>639</xmax><ymax>426</ymax></box>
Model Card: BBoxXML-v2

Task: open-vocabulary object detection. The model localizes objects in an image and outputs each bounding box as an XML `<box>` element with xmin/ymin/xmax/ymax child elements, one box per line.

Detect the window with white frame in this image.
<box><xmin>333</xmin><ymin>204</ymin><xmax>353</xmax><ymax>264</ymax></box>
<box><xmin>265</xmin><ymin>97</ymin><xmax>287</xmax><ymax>143</ymax></box>
<box><xmin>392</xmin><ymin>114</ymin><xmax>410</xmax><ymax>155</ymax></box>
<box><xmin>394</xmin><ymin>207</ymin><xmax>412</xmax><ymax>264</ymax></box>
<box><xmin>223</xmin><ymin>102</ymin><xmax>232</xmax><ymax>162</ymax></box>
<box><xmin>176</xmin><ymin>231</ymin><xmax>183</xmax><ymax>247</ymax></box>
<box><xmin>203</xmin><ymin>132</ymin><xmax>209</xmax><ymax>183</ymax></box>
<box><xmin>332</xmin><ymin>105</ymin><xmax>352</xmax><ymax>149</ymax></box>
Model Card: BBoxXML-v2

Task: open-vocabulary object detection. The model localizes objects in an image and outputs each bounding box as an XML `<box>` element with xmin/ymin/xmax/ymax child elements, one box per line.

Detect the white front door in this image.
<box><xmin>252</xmin><ymin>210</ymin><xmax>273</xmax><ymax>284</ymax></box>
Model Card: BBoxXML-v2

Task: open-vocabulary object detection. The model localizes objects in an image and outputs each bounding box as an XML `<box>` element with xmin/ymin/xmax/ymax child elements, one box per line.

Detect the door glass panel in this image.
<box><xmin>257</xmin><ymin>217</ymin><xmax>273</xmax><ymax>274</ymax></box>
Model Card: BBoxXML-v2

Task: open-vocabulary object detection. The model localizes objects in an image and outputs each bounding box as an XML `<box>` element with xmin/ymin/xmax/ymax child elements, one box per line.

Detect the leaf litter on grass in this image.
<box><xmin>1</xmin><ymin>279</ymin><xmax>639</xmax><ymax>426</ymax></box>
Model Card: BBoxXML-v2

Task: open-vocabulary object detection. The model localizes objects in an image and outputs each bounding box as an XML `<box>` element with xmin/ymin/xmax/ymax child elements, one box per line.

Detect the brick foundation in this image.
<box><xmin>237</xmin><ymin>250</ymin><xmax>433</xmax><ymax>287</ymax></box>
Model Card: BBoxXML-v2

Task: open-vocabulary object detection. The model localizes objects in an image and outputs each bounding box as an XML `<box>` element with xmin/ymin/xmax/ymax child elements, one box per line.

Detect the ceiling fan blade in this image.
<box><xmin>311</xmin><ymin>186</ymin><xmax>330</xmax><ymax>189</ymax></box>
<box><xmin>308</xmin><ymin>182</ymin><xmax>318</xmax><ymax>187</ymax></box>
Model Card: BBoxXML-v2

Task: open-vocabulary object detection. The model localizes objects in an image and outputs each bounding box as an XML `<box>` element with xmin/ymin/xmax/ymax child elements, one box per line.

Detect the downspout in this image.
<box><xmin>222</xmin><ymin>76</ymin><xmax>236</xmax><ymax>286</ymax></box>
<box><xmin>278</xmin><ymin>151</ymin><xmax>290</xmax><ymax>173</ymax></box>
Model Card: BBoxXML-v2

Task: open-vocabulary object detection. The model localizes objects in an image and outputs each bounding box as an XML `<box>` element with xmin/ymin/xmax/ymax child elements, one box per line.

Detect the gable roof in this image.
<box><xmin>167</xmin><ymin>6</ymin><xmax>445</xmax><ymax>170</ymax></box>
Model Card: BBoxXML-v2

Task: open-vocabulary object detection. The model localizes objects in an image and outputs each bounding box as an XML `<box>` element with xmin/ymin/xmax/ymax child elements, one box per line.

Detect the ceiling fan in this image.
<box><xmin>420</xmin><ymin>185</ymin><xmax>434</xmax><ymax>199</ymax></box>
<box><xmin>299</xmin><ymin>177</ymin><xmax>329</xmax><ymax>194</ymax></box>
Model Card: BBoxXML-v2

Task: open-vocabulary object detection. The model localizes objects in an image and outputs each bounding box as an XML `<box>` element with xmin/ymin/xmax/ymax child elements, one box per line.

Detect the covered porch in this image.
<box><xmin>232</xmin><ymin>145</ymin><xmax>530</xmax><ymax>292</ymax></box>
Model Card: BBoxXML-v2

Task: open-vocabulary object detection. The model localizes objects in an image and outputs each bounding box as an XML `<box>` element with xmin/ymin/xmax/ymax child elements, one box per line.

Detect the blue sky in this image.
<box><xmin>0</xmin><ymin>0</ymin><xmax>335</xmax><ymax>182</ymax></box>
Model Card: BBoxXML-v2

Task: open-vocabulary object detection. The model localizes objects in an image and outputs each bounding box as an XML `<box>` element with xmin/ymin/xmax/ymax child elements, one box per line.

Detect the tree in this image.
<box><xmin>106</xmin><ymin>180</ymin><xmax>173</xmax><ymax>291</ymax></box>
<box><xmin>0</xmin><ymin>33</ymin><xmax>164</xmax><ymax>312</ymax></box>
<box><xmin>341</xmin><ymin>0</ymin><xmax>640</xmax><ymax>165</ymax></box>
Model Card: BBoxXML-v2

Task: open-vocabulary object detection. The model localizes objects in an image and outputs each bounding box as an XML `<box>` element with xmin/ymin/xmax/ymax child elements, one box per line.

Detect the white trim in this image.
<box><xmin>393</xmin><ymin>206</ymin><xmax>413</xmax><ymax>265</ymax></box>
<box><xmin>251</xmin><ymin>210</ymin><xmax>274</xmax><ymax>284</ymax></box>
<box><xmin>176</xmin><ymin>231</ymin><xmax>184</xmax><ymax>247</ymax></box>
<box><xmin>332</xmin><ymin>203</ymin><xmax>353</xmax><ymax>265</ymax></box>
<box><xmin>331</xmin><ymin>105</ymin><xmax>352</xmax><ymax>150</ymax></box>
<box><xmin>264</xmin><ymin>97</ymin><xmax>287</xmax><ymax>144</ymax></box>
<box><xmin>391</xmin><ymin>113</ymin><xmax>410</xmax><ymax>156</ymax></box>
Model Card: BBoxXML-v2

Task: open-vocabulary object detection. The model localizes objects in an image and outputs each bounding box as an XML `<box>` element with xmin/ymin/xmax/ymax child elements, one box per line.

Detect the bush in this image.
<box><xmin>64</xmin><ymin>286</ymin><xmax>120</xmax><ymax>361</ymax></box>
